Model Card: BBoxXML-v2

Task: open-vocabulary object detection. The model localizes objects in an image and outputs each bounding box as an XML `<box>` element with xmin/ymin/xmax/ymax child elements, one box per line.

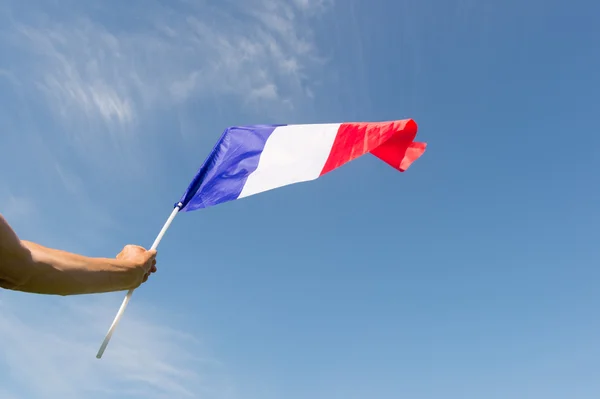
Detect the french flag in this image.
<box><xmin>177</xmin><ymin>119</ymin><xmax>426</xmax><ymax>211</ymax></box>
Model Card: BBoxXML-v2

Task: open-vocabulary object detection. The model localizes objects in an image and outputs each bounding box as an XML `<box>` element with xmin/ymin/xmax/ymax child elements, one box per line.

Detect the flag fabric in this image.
<box><xmin>177</xmin><ymin>119</ymin><xmax>426</xmax><ymax>212</ymax></box>
<box><xmin>97</xmin><ymin>118</ymin><xmax>426</xmax><ymax>358</ymax></box>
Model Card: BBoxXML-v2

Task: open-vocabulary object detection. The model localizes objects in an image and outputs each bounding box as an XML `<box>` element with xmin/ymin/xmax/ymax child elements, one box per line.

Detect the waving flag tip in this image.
<box><xmin>178</xmin><ymin>118</ymin><xmax>426</xmax><ymax>212</ymax></box>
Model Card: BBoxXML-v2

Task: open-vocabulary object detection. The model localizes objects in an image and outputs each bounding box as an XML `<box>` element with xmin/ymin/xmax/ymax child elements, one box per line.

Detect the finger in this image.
<box><xmin>144</xmin><ymin>253</ymin><xmax>156</xmax><ymax>266</ymax></box>
<box><xmin>145</xmin><ymin>262</ymin><xmax>153</xmax><ymax>273</ymax></box>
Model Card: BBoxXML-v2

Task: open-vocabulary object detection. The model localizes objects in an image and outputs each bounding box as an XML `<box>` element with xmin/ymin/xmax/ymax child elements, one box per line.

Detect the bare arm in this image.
<box><xmin>0</xmin><ymin>213</ymin><xmax>156</xmax><ymax>296</ymax></box>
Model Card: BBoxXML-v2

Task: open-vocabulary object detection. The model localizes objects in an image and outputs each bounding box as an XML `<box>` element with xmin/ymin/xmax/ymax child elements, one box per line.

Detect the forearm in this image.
<box><xmin>0</xmin><ymin>213</ymin><xmax>152</xmax><ymax>295</ymax></box>
<box><xmin>12</xmin><ymin>241</ymin><xmax>137</xmax><ymax>295</ymax></box>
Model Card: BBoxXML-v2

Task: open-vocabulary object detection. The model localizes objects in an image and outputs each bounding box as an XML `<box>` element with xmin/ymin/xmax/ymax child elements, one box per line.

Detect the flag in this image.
<box><xmin>96</xmin><ymin>118</ymin><xmax>427</xmax><ymax>358</ymax></box>
<box><xmin>177</xmin><ymin>119</ymin><xmax>426</xmax><ymax>212</ymax></box>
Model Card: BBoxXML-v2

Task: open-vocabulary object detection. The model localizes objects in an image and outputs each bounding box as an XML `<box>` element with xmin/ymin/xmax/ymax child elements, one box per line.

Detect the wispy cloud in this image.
<box><xmin>10</xmin><ymin>22</ymin><xmax>135</xmax><ymax>131</ymax></box>
<box><xmin>292</xmin><ymin>0</ymin><xmax>334</xmax><ymax>15</ymax></box>
<box><xmin>4</xmin><ymin>0</ymin><xmax>330</xmax><ymax>125</ymax></box>
<box><xmin>0</xmin><ymin>294</ymin><xmax>231</xmax><ymax>399</ymax></box>
<box><xmin>0</xmin><ymin>0</ymin><xmax>332</xmax><ymax>200</ymax></box>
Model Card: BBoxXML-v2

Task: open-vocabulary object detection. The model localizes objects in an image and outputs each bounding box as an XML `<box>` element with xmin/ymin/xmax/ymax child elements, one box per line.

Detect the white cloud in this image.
<box><xmin>292</xmin><ymin>0</ymin><xmax>334</xmax><ymax>14</ymax></box>
<box><xmin>0</xmin><ymin>294</ymin><xmax>231</xmax><ymax>399</ymax></box>
<box><xmin>249</xmin><ymin>83</ymin><xmax>279</xmax><ymax>101</ymax></box>
<box><xmin>0</xmin><ymin>0</ymin><xmax>332</xmax><ymax>190</ymax></box>
<box><xmin>4</xmin><ymin>0</ymin><xmax>330</xmax><ymax>126</ymax></box>
<box><xmin>12</xmin><ymin>23</ymin><xmax>135</xmax><ymax>128</ymax></box>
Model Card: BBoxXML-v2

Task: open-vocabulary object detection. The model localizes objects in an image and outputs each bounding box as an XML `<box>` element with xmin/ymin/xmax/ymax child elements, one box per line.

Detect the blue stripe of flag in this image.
<box><xmin>177</xmin><ymin>124</ymin><xmax>285</xmax><ymax>211</ymax></box>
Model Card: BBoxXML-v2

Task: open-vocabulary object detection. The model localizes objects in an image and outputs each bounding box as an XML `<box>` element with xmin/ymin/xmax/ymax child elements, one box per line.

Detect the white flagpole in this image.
<box><xmin>96</xmin><ymin>203</ymin><xmax>182</xmax><ymax>359</ymax></box>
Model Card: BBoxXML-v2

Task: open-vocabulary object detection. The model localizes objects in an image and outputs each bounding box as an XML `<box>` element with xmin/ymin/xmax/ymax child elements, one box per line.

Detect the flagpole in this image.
<box><xmin>96</xmin><ymin>203</ymin><xmax>182</xmax><ymax>359</ymax></box>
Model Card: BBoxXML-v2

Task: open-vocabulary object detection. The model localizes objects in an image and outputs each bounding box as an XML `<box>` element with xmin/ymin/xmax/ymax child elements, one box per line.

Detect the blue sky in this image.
<box><xmin>1</xmin><ymin>0</ymin><xmax>599</xmax><ymax>398</ymax></box>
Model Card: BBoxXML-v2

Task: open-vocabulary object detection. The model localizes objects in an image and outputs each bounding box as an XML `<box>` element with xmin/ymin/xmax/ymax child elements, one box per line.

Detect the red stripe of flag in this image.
<box><xmin>319</xmin><ymin>119</ymin><xmax>425</xmax><ymax>176</ymax></box>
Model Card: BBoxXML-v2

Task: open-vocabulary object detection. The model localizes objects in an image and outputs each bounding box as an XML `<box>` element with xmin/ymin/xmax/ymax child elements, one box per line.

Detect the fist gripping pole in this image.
<box><xmin>96</xmin><ymin>204</ymin><xmax>181</xmax><ymax>359</ymax></box>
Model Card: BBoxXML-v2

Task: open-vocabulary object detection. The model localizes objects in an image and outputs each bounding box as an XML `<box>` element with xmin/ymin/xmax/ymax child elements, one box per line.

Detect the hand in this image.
<box><xmin>117</xmin><ymin>245</ymin><xmax>157</xmax><ymax>288</ymax></box>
